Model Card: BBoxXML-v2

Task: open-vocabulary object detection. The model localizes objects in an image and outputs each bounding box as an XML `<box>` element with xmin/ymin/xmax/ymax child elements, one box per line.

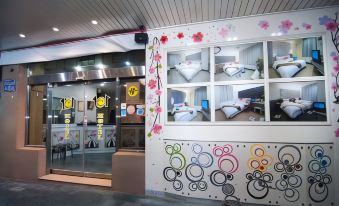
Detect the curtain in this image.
<box><xmin>302</xmin><ymin>83</ymin><xmax>318</xmax><ymax>101</ymax></box>
<box><xmin>302</xmin><ymin>38</ymin><xmax>317</xmax><ymax>57</ymax></box>
<box><xmin>194</xmin><ymin>87</ymin><xmax>207</xmax><ymax>106</ymax></box>
<box><xmin>215</xmin><ymin>85</ymin><xmax>234</xmax><ymax>109</ymax></box>
<box><xmin>239</xmin><ymin>43</ymin><xmax>263</xmax><ymax>65</ymax></box>
<box><xmin>168</xmin><ymin>89</ymin><xmax>186</xmax><ymax>110</ymax></box>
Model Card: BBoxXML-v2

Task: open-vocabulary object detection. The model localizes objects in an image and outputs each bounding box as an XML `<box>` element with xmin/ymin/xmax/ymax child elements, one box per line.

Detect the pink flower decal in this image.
<box><xmin>331</xmin><ymin>83</ymin><xmax>337</xmax><ymax>91</ymax></box>
<box><xmin>333</xmin><ymin>55</ymin><xmax>339</xmax><ymax>61</ymax></box>
<box><xmin>218</xmin><ymin>27</ymin><xmax>228</xmax><ymax>38</ymax></box>
<box><xmin>334</xmin><ymin>64</ymin><xmax>339</xmax><ymax>72</ymax></box>
<box><xmin>154</xmin><ymin>53</ymin><xmax>161</xmax><ymax>62</ymax></box>
<box><xmin>160</xmin><ymin>35</ymin><xmax>168</xmax><ymax>44</ymax></box>
<box><xmin>258</xmin><ymin>20</ymin><xmax>269</xmax><ymax>30</ymax></box>
<box><xmin>279</xmin><ymin>20</ymin><xmax>293</xmax><ymax>34</ymax></box>
<box><xmin>177</xmin><ymin>32</ymin><xmax>184</xmax><ymax>39</ymax></box>
<box><xmin>335</xmin><ymin>128</ymin><xmax>339</xmax><ymax>137</ymax></box>
<box><xmin>192</xmin><ymin>32</ymin><xmax>204</xmax><ymax>42</ymax></box>
<box><xmin>152</xmin><ymin>124</ymin><xmax>162</xmax><ymax>134</ymax></box>
<box><xmin>325</xmin><ymin>21</ymin><xmax>338</xmax><ymax>32</ymax></box>
<box><xmin>147</xmin><ymin>79</ymin><xmax>157</xmax><ymax>90</ymax></box>
<box><xmin>155</xmin><ymin>89</ymin><xmax>162</xmax><ymax>96</ymax></box>
<box><xmin>155</xmin><ymin>105</ymin><xmax>162</xmax><ymax>114</ymax></box>
<box><xmin>149</xmin><ymin>67</ymin><xmax>155</xmax><ymax>74</ymax></box>
<box><xmin>147</xmin><ymin>94</ymin><xmax>154</xmax><ymax>101</ymax></box>
<box><xmin>302</xmin><ymin>23</ymin><xmax>312</xmax><ymax>30</ymax></box>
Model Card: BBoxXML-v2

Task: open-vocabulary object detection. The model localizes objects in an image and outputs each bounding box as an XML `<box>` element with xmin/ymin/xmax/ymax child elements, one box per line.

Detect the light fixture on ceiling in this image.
<box><xmin>19</xmin><ymin>34</ymin><xmax>26</xmax><ymax>38</ymax></box>
<box><xmin>96</xmin><ymin>63</ymin><xmax>106</xmax><ymax>69</ymax></box>
<box><xmin>100</xmin><ymin>83</ymin><xmax>105</xmax><ymax>87</ymax></box>
<box><xmin>91</xmin><ymin>20</ymin><xmax>98</xmax><ymax>25</ymax></box>
<box><xmin>125</xmin><ymin>61</ymin><xmax>131</xmax><ymax>66</ymax></box>
<box><xmin>74</xmin><ymin>65</ymin><xmax>82</xmax><ymax>71</ymax></box>
<box><xmin>52</xmin><ymin>27</ymin><xmax>59</xmax><ymax>32</ymax></box>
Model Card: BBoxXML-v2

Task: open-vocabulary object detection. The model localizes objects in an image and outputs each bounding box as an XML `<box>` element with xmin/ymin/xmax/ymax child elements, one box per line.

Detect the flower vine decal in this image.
<box><xmin>302</xmin><ymin>23</ymin><xmax>312</xmax><ymax>30</ymax></box>
<box><xmin>279</xmin><ymin>20</ymin><xmax>293</xmax><ymax>34</ymax></box>
<box><xmin>147</xmin><ymin>37</ymin><xmax>163</xmax><ymax>138</ymax></box>
<box><xmin>160</xmin><ymin>35</ymin><xmax>168</xmax><ymax>44</ymax></box>
<box><xmin>218</xmin><ymin>27</ymin><xmax>229</xmax><ymax>38</ymax></box>
<box><xmin>192</xmin><ymin>32</ymin><xmax>204</xmax><ymax>42</ymax></box>
<box><xmin>258</xmin><ymin>20</ymin><xmax>269</xmax><ymax>30</ymax></box>
<box><xmin>177</xmin><ymin>32</ymin><xmax>184</xmax><ymax>39</ymax></box>
<box><xmin>319</xmin><ymin>13</ymin><xmax>339</xmax><ymax>103</ymax></box>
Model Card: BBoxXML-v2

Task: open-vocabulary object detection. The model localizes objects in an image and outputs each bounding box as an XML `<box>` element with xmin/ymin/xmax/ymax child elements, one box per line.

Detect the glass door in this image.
<box><xmin>83</xmin><ymin>81</ymin><xmax>118</xmax><ymax>174</ymax></box>
<box><xmin>49</xmin><ymin>83</ymin><xmax>85</xmax><ymax>173</ymax></box>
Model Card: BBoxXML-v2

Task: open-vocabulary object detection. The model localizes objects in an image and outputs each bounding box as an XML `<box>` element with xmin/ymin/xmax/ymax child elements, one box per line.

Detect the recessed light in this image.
<box><xmin>125</xmin><ymin>61</ymin><xmax>131</xmax><ymax>66</ymax></box>
<box><xmin>52</xmin><ymin>27</ymin><xmax>59</xmax><ymax>32</ymax></box>
<box><xmin>74</xmin><ymin>66</ymin><xmax>82</xmax><ymax>71</ymax></box>
<box><xmin>91</xmin><ymin>20</ymin><xmax>98</xmax><ymax>25</ymax></box>
<box><xmin>96</xmin><ymin>63</ymin><xmax>105</xmax><ymax>69</ymax></box>
<box><xmin>19</xmin><ymin>34</ymin><xmax>26</xmax><ymax>38</ymax></box>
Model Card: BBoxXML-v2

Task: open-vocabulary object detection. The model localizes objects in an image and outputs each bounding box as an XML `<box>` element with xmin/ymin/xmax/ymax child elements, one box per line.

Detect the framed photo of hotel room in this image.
<box><xmin>167</xmin><ymin>86</ymin><xmax>211</xmax><ymax>122</ymax></box>
<box><xmin>167</xmin><ymin>47</ymin><xmax>210</xmax><ymax>84</ymax></box>
<box><xmin>214</xmin><ymin>42</ymin><xmax>264</xmax><ymax>82</ymax></box>
<box><xmin>268</xmin><ymin>36</ymin><xmax>324</xmax><ymax>79</ymax></box>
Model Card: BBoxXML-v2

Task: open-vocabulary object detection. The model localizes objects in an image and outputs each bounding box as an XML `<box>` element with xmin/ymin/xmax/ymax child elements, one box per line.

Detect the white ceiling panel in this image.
<box><xmin>0</xmin><ymin>0</ymin><xmax>337</xmax><ymax>51</ymax></box>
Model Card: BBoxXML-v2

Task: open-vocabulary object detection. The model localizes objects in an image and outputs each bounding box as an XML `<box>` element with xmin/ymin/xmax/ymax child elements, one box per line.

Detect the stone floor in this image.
<box><xmin>0</xmin><ymin>177</ymin><xmax>264</xmax><ymax>206</ymax></box>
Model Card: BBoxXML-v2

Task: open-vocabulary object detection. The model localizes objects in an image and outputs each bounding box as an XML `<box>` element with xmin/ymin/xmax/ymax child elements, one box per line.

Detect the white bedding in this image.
<box><xmin>223</xmin><ymin>63</ymin><xmax>245</xmax><ymax>76</ymax></box>
<box><xmin>280</xmin><ymin>99</ymin><xmax>313</xmax><ymax>119</ymax></box>
<box><xmin>273</xmin><ymin>59</ymin><xmax>306</xmax><ymax>78</ymax></box>
<box><xmin>220</xmin><ymin>101</ymin><xmax>247</xmax><ymax>119</ymax></box>
<box><xmin>175</xmin><ymin>62</ymin><xmax>202</xmax><ymax>81</ymax></box>
<box><xmin>171</xmin><ymin>106</ymin><xmax>198</xmax><ymax>121</ymax></box>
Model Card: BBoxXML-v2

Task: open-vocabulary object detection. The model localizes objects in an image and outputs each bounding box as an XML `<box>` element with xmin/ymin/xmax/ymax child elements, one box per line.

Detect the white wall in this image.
<box><xmin>146</xmin><ymin>7</ymin><xmax>339</xmax><ymax>206</ymax></box>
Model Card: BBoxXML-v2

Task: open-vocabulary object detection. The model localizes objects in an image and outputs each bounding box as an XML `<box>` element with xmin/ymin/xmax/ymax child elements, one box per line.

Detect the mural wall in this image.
<box><xmin>162</xmin><ymin>141</ymin><xmax>334</xmax><ymax>205</ymax></box>
<box><xmin>145</xmin><ymin>6</ymin><xmax>339</xmax><ymax>206</ymax></box>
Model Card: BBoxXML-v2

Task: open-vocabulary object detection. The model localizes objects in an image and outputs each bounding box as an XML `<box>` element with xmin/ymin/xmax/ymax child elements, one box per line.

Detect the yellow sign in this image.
<box><xmin>60</xmin><ymin>97</ymin><xmax>75</xmax><ymax>110</ymax></box>
<box><xmin>128</xmin><ymin>86</ymin><xmax>139</xmax><ymax>97</ymax></box>
<box><xmin>93</xmin><ymin>94</ymin><xmax>110</xmax><ymax>109</ymax></box>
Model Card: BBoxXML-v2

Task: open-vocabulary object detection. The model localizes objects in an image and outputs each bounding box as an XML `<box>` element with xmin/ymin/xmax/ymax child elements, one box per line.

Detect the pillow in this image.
<box><xmin>215</xmin><ymin>63</ymin><xmax>225</xmax><ymax>71</ymax></box>
<box><xmin>250</xmin><ymin>69</ymin><xmax>260</xmax><ymax>80</ymax></box>
<box><xmin>276</xmin><ymin>55</ymin><xmax>290</xmax><ymax>61</ymax></box>
<box><xmin>289</xmin><ymin>98</ymin><xmax>296</xmax><ymax>102</ymax></box>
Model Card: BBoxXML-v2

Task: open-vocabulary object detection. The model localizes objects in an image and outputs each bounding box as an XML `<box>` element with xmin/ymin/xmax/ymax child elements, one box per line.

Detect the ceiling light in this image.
<box><xmin>100</xmin><ymin>83</ymin><xmax>105</xmax><ymax>87</ymax></box>
<box><xmin>91</xmin><ymin>20</ymin><xmax>98</xmax><ymax>25</ymax></box>
<box><xmin>125</xmin><ymin>61</ymin><xmax>131</xmax><ymax>66</ymax></box>
<box><xmin>96</xmin><ymin>63</ymin><xmax>105</xmax><ymax>69</ymax></box>
<box><xmin>74</xmin><ymin>66</ymin><xmax>82</xmax><ymax>71</ymax></box>
<box><xmin>19</xmin><ymin>34</ymin><xmax>26</xmax><ymax>38</ymax></box>
<box><xmin>52</xmin><ymin>27</ymin><xmax>59</xmax><ymax>32</ymax></box>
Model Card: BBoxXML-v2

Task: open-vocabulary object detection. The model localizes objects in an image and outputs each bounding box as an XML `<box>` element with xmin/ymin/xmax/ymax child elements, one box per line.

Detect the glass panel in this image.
<box><xmin>214</xmin><ymin>84</ymin><xmax>265</xmax><ymax>121</ymax></box>
<box><xmin>214</xmin><ymin>42</ymin><xmax>264</xmax><ymax>81</ymax></box>
<box><xmin>84</xmin><ymin>82</ymin><xmax>117</xmax><ymax>174</ymax></box>
<box><xmin>167</xmin><ymin>86</ymin><xmax>211</xmax><ymax>122</ymax></box>
<box><xmin>28</xmin><ymin>85</ymin><xmax>47</xmax><ymax>145</ymax></box>
<box><xmin>120</xmin><ymin>79</ymin><xmax>145</xmax><ymax>150</ymax></box>
<box><xmin>167</xmin><ymin>48</ymin><xmax>210</xmax><ymax>84</ymax></box>
<box><xmin>268</xmin><ymin>37</ymin><xmax>324</xmax><ymax>78</ymax></box>
<box><xmin>269</xmin><ymin>81</ymin><xmax>327</xmax><ymax>121</ymax></box>
<box><xmin>50</xmin><ymin>84</ymin><xmax>85</xmax><ymax>172</ymax></box>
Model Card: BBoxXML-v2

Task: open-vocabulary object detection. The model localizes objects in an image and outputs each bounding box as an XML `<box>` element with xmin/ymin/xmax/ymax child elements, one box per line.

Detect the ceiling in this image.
<box><xmin>1</xmin><ymin>0</ymin><xmax>338</xmax><ymax>51</ymax></box>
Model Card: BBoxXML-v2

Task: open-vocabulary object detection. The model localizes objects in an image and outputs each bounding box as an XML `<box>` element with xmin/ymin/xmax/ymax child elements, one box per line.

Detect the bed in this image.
<box><xmin>222</xmin><ymin>63</ymin><xmax>245</xmax><ymax>76</ymax></box>
<box><xmin>219</xmin><ymin>100</ymin><xmax>250</xmax><ymax>119</ymax></box>
<box><xmin>171</xmin><ymin>103</ymin><xmax>198</xmax><ymax>121</ymax></box>
<box><xmin>175</xmin><ymin>61</ymin><xmax>202</xmax><ymax>81</ymax></box>
<box><xmin>280</xmin><ymin>99</ymin><xmax>313</xmax><ymax>119</ymax></box>
<box><xmin>272</xmin><ymin>55</ymin><xmax>306</xmax><ymax>78</ymax></box>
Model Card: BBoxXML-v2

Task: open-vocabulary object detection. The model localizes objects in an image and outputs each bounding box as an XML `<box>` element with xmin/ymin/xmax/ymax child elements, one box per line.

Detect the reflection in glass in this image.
<box><xmin>215</xmin><ymin>84</ymin><xmax>265</xmax><ymax>121</ymax></box>
<box><xmin>268</xmin><ymin>37</ymin><xmax>324</xmax><ymax>78</ymax></box>
<box><xmin>269</xmin><ymin>81</ymin><xmax>326</xmax><ymax>121</ymax></box>
<box><xmin>167</xmin><ymin>48</ymin><xmax>210</xmax><ymax>84</ymax></box>
<box><xmin>214</xmin><ymin>42</ymin><xmax>264</xmax><ymax>81</ymax></box>
<box><xmin>167</xmin><ymin>86</ymin><xmax>211</xmax><ymax>122</ymax></box>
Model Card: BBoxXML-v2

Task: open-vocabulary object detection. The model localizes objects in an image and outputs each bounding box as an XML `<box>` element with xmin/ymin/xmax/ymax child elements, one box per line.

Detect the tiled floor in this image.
<box><xmin>0</xmin><ymin>177</ymin><xmax>264</xmax><ymax>206</ymax></box>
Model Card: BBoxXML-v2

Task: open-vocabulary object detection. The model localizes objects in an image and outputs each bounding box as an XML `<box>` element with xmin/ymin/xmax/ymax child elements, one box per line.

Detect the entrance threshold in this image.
<box><xmin>39</xmin><ymin>174</ymin><xmax>111</xmax><ymax>188</ymax></box>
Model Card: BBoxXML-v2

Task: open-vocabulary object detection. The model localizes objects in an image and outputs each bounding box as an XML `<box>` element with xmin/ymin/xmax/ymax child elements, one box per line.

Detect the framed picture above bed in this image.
<box><xmin>268</xmin><ymin>36</ymin><xmax>324</xmax><ymax>79</ymax></box>
<box><xmin>167</xmin><ymin>86</ymin><xmax>211</xmax><ymax>122</ymax></box>
<box><xmin>167</xmin><ymin>48</ymin><xmax>210</xmax><ymax>84</ymax></box>
<box><xmin>214</xmin><ymin>42</ymin><xmax>264</xmax><ymax>82</ymax></box>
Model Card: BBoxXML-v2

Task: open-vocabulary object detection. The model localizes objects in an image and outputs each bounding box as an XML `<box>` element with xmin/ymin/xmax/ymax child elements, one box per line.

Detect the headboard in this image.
<box><xmin>215</xmin><ymin>56</ymin><xmax>236</xmax><ymax>64</ymax></box>
<box><xmin>280</xmin><ymin>89</ymin><xmax>300</xmax><ymax>99</ymax></box>
<box><xmin>238</xmin><ymin>86</ymin><xmax>264</xmax><ymax>98</ymax></box>
<box><xmin>185</xmin><ymin>52</ymin><xmax>201</xmax><ymax>61</ymax></box>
